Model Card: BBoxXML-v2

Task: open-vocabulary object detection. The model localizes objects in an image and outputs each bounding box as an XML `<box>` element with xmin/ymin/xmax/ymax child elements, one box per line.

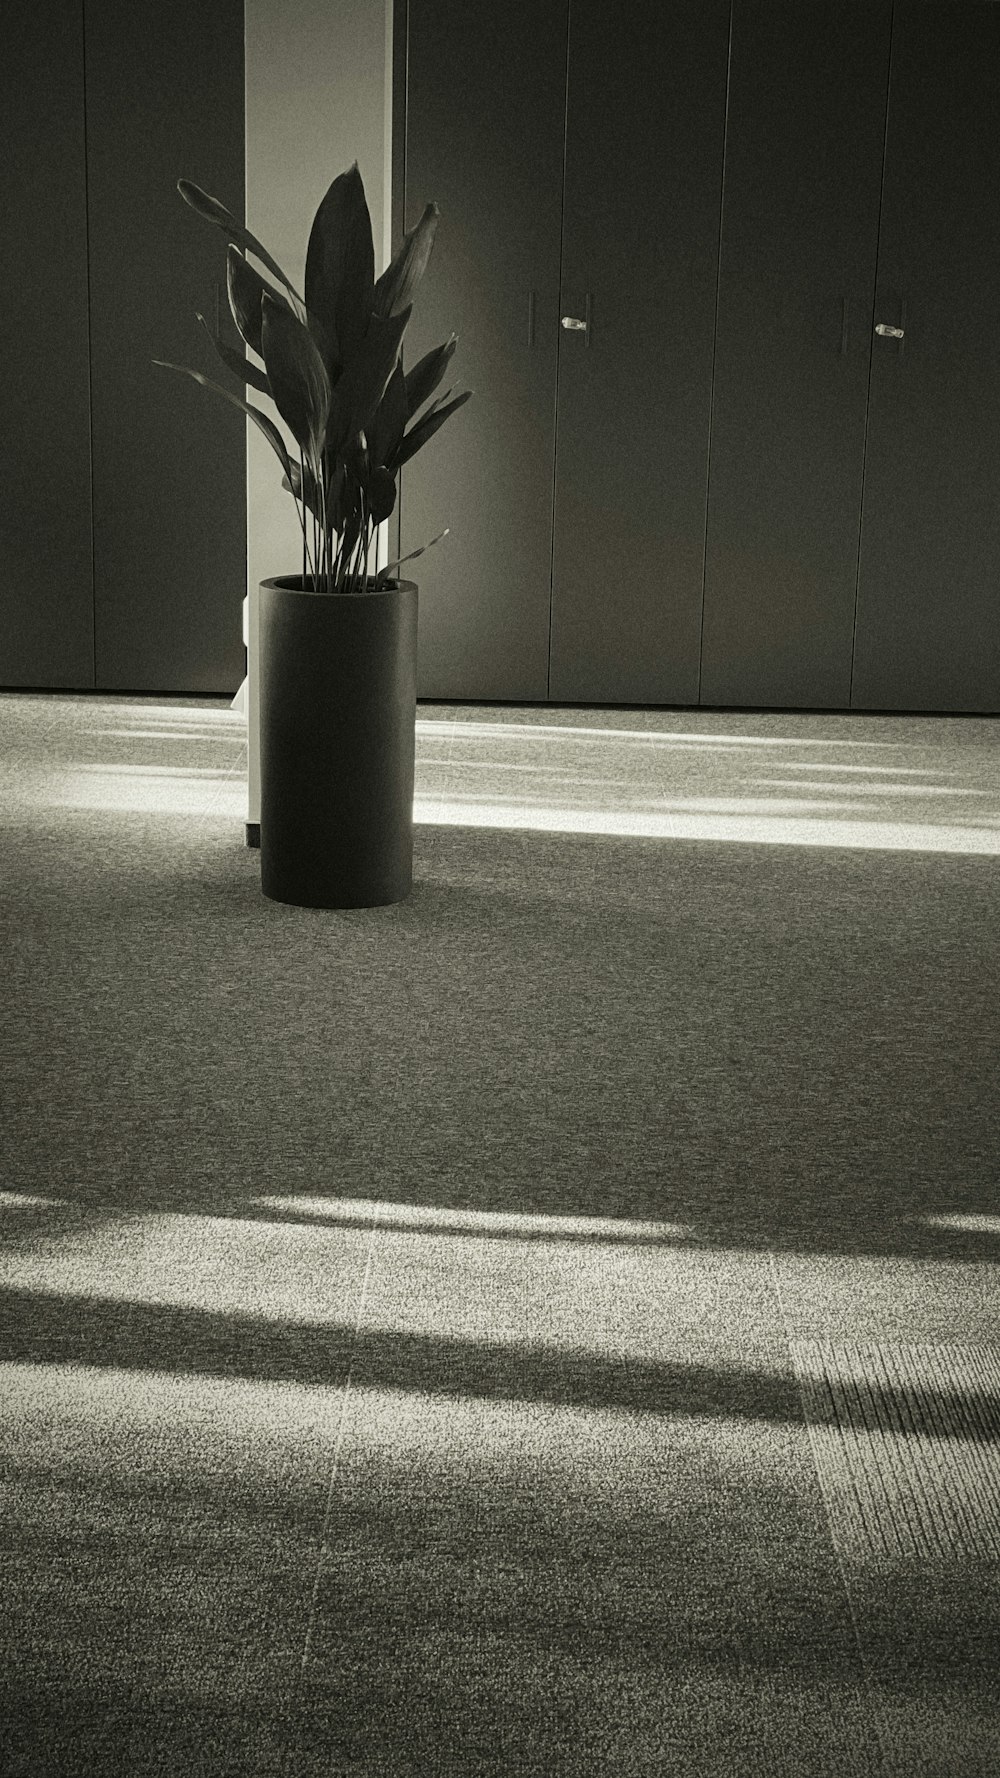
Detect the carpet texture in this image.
<box><xmin>1</xmin><ymin>691</ymin><xmax>999</xmax><ymax>1776</ymax></box>
<box><xmin>792</xmin><ymin>1341</ymin><xmax>1000</xmax><ymax>1560</ymax></box>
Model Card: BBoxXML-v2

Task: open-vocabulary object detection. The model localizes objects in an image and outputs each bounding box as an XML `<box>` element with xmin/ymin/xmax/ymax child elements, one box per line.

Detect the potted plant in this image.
<box><xmin>153</xmin><ymin>162</ymin><xmax>471</xmax><ymax>909</ymax></box>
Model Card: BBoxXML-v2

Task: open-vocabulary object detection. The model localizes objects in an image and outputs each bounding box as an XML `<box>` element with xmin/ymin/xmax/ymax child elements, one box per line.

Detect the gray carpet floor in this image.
<box><xmin>1</xmin><ymin>690</ymin><xmax>998</xmax><ymax>1776</ymax></box>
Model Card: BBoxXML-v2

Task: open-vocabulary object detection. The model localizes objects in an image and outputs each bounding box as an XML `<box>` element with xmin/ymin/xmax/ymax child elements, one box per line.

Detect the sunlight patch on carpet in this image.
<box><xmin>252</xmin><ymin>1194</ymin><xmax>692</xmax><ymax>1242</ymax></box>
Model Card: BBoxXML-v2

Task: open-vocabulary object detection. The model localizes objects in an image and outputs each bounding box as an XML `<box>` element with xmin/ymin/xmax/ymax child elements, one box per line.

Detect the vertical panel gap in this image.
<box><xmin>696</xmin><ymin>1</ymin><xmax>734</xmax><ymax>708</ymax></box>
<box><xmin>81</xmin><ymin>0</ymin><xmax>97</xmax><ymax>688</ymax></box>
<box><xmin>396</xmin><ymin>0</ymin><xmax>409</xmax><ymax>576</ymax></box>
<box><xmin>545</xmin><ymin>0</ymin><xmax>573</xmax><ymax>702</ymax></box>
<box><xmin>849</xmin><ymin>2</ymin><xmax>895</xmax><ymax>711</ymax></box>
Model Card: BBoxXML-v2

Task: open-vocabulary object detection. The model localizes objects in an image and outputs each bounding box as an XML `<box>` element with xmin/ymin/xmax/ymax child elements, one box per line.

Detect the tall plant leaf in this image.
<box><xmin>227</xmin><ymin>246</ymin><xmax>286</xmax><ymax>357</ymax></box>
<box><xmin>325</xmin><ymin>454</ymin><xmax>349</xmax><ymax>532</ymax></box>
<box><xmin>373</xmin><ymin>203</ymin><xmax>440</xmax><ymax>319</ymax></box>
<box><xmin>177</xmin><ymin>180</ymin><xmax>306</xmax><ymax>318</ymax></box>
<box><xmin>340</xmin><ymin>495</ymin><xmax>363</xmax><ymax>563</ymax></box>
<box><xmin>404</xmin><ymin>336</ymin><xmax>457</xmax><ymax>419</ymax></box>
<box><xmin>260</xmin><ymin>293</ymin><xmax>331</xmax><ymax>460</ymax></box>
<box><xmin>304</xmin><ymin>310</ymin><xmax>337</xmax><ymax>380</ymax></box>
<box><xmin>343</xmin><ymin>430</ymin><xmax>370</xmax><ymax>479</ymax></box>
<box><xmin>367</xmin><ymin>362</ymin><xmax>408</xmax><ymax>470</ymax></box>
<box><xmin>227</xmin><ymin>247</ymin><xmax>339</xmax><ymax>379</ymax></box>
<box><xmin>196</xmin><ymin>311</ymin><xmax>271</xmax><ymax>395</ymax></box>
<box><xmin>304</xmin><ymin>163</ymin><xmax>375</xmax><ymax>380</ymax></box>
<box><xmin>374</xmin><ymin>527</ymin><xmax>450</xmax><ymax>589</ymax></box>
<box><xmin>367</xmin><ymin>465</ymin><xmax>397</xmax><ymax>522</ymax></box>
<box><xmin>151</xmin><ymin>357</ymin><xmax>296</xmax><ymax>482</ymax></box>
<box><xmin>390</xmin><ymin>387</ymin><xmax>472</xmax><ymax>470</ymax></box>
<box><xmin>292</xmin><ymin>453</ymin><xmax>348</xmax><ymax>531</ymax></box>
<box><xmin>281</xmin><ymin>458</ymin><xmax>322</xmax><ymax>523</ymax></box>
<box><xmin>415</xmin><ymin>385</ymin><xmax>454</xmax><ymax>424</ymax></box>
<box><xmin>325</xmin><ymin>306</ymin><xmax>412</xmax><ymax>456</ymax></box>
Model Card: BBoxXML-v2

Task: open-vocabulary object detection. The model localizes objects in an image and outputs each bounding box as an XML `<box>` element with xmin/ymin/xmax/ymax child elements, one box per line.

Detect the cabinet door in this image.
<box><xmin>87</xmin><ymin>0</ymin><xmax>246</xmax><ymax>693</ymax></box>
<box><xmin>701</xmin><ymin>1</ymin><xmax>891</xmax><ymax>708</ymax></box>
<box><xmin>399</xmin><ymin>0</ymin><xmax>567</xmax><ymax>700</ymax></box>
<box><xmin>852</xmin><ymin>3</ymin><xmax>1000</xmax><ymax>713</ymax></box>
<box><xmin>548</xmin><ymin>0</ymin><xmax>730</xmax><ymax>704</ymax></box>
<box><xmin>1</xmin><ymin>0</ymin><xmax>94</xmax><ymax>689</ymax></box>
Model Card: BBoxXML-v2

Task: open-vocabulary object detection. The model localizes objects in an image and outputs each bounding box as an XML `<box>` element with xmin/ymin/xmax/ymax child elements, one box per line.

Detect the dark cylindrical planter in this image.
<box><xmin>259</xmin><ymin>575</ymin><xmax>418</xmax><ymax>909</ymax></box>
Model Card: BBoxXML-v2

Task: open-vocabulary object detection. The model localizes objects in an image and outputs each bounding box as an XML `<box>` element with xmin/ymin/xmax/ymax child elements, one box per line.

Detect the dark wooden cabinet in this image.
<box><xmin>14</xmin><ymin>2</ymin><xmax>998</xmax><ymax>708</ymax></box>
<box><xmin>852</xmin><ymin>2</ymin><xmax>1000</xmax><ymax>712</ymax></box>
<box><xmin>398</xmin><ymin>0</ymin><xmax>568</xmax><ymax>700</ymax></box>
<box><xmin>398</xmin><ymin>0</ymin><xmax>730</xmax><ymax>707</ymax></box>
<box><xmin>700</xmin><ymin>1</ymin><xmax>892</xmax><ymax>709</ymax></box>
<box><xmin>1</xmin><ymin>0</ymin><xmax>245</xmax><ymax>694</ymax></box>
<box><xmin>549</xmin><ymin>0</ymin><xmax>730</xmax><ymax>705</ymax></box>
<box><xmin>394</xmin><ymin>2</ymin><xmax>1000</xmax><ymax>712</ymax></box>
<box><xmin>2</xmin><ymin>0</ymin><xmax>94</xmax><ymax>689</ymax></box>
<box><xmin>87</xmin><ymin>0</ymin><xmax>245</xmax><ymax>693</ymax></box>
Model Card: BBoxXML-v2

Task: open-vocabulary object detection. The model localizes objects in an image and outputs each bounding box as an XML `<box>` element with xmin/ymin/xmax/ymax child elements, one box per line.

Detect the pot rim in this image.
<box><xmin>260</xmin><ymin>574</ymin><xmax>416</xmax><ymax>597</ymax></box>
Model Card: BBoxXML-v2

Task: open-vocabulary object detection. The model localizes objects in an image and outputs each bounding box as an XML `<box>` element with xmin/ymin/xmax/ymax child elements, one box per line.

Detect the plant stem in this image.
<box><xmin>333</xmin><ymin>488</ymin><xmax>345</xmax><ymax>590</ymax></box>
<box><xmin>352</xmin><ymin>519</ymin><xmax>364</xmax><ymax>593</ymax></box>
<box><xmin>353</xmin><ymin>491</ymin><xmax>368</xmax><ymax>592</ymax></box>
<box><xmin>295</xmin><ymin>448</ymin><xmax>314</xmax><ymax>587</ymax></box>
<box><xmin>319</xmin><ymin>468</ymin><xmax>328</xmax><ymax>596</ymax></box>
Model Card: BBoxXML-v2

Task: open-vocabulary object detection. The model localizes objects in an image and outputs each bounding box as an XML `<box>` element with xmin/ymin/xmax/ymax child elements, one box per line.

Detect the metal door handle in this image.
<box><xmin>876</xmin><ymin>295</ymin><xmax>906</xmax><ymax>354</ymax></box>
<box><xmin>560</xmin><ymin>293</ymin><xmax>592</xmax><ymax>344</ymax></box>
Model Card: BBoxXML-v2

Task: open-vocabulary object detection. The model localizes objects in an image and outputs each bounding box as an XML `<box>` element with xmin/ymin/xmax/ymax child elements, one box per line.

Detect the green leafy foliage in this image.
<box><xmin>157</xmin><ymin>163</ymin><xmax>471</xmax><ymax>592</ymax></box>
<box><xmin>367</xmin><ymin>464</ymin><xmax>397</xmax><ymax>522</ymax></box>
<box><xmin>304</xmin><ymin>162</ymin><xmax>374</xmax><ymax>378</ymax></box>
<box><xmin>151</xmin><ymin>359</ymin><xmax>295</xmax><ymax>481</ymax></box>
<box><xmin>177</xmin><ymin>180</ymin><xmax>307</xmax><ymax>320</ymax></box>
<box><xmin>373</xmin><ymin>527</ymin><xmax>450</xmax><ymax>590</ymax></box>
<box><xmin>281</xmin><ymin>458</ymin><xmax>321</xmax><ymax>523</ymax></box>
<box><xmin>392</xmin><ymin>388</ymin><xmax>473</xmax><ymax>471</ymax></box>
<box><xmin>260</xmin><ymin>295</ymin><xmax>331</xmax><ymax>460</ymax></box>
<box><xmin>374</xmin><ymin>203</ymin><xmax>440</xmax><ymax>319</ymax></box>
<box><xmin>367</xmin><ymin>362</ymin><xmax>408</xmax><ymax>471</ymax></box>
<box><xmin>227</xmin><ymin>246</ymin><xmax>281</xmax><ymax>357</ymax></box>
<box><xmin>325</xmin><ymin>306</ymin><xmax>412</xmax><ymax>457</ymax></box>
<box><xmin>196</xmin><ymin>311</ymin><xmax>271</xmax><ymax>396</ymax></box>
<box><xmin>404</xmin><ymin>336</ymin><xmax>457</xmax><ymax>419</ymax></box>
